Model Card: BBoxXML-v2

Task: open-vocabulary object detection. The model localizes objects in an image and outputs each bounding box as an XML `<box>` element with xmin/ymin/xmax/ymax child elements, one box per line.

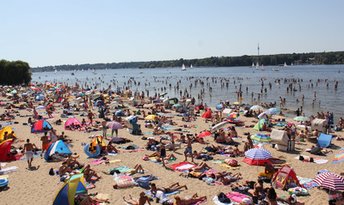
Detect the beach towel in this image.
<box><xmin>225</xmin><ymin>192</ymin><xmax>252</xmax><ymax>204</ymax></box>
<box><xmin>109</xmin><ymin>166</ymin><xmax>134</xmax><ymax>174</ymax></box>
<box><xmin>90</xmin><ymin>158</ymin><xmax>107</xmax><ymax>166</ymax></box>
<box><xmin>119</xmin><ymin>144</ymin><xmax>144</xmax><ymax>152</ymax></box>
<box><xmin>169</xmin><ymin>161</ymin><xmax>196</xmax><ymax>171</ymax></box>
<box><xmin>297</xmin><ymin>176</ymin><xmax>318</xmax><ymax>190</ymax></box>
<box><xmin>0</xmin><ymin>166</ymin><xmax>18</xmax><ymax>175</ymax></box>
<box><xmin>332</xmin><ymin>148</ymin><xmax>344</xmax><ymax>164</ymax></box>
<box><xmin>134</xmin><ymin>175</ymin><xmax>157</xmax><ymax>189</ymax></box>
<box><xmin>294</xmin><ymin>156</ymin><xmax>328</xmax><ymax>164</ymax></box>
<box><xmin>145</xmin><ymin>190</ymin><xmax>175</xmax><ymax>204</ymax></box>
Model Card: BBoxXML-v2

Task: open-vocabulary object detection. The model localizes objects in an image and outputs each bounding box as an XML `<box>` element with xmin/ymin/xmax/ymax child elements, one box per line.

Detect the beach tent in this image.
<box><xmin>272</xmin><ymin>165</ymin><xmax>301</xmax><ymax>190</ymax></box>
<box><xmin>53</xmin><ymin>174</ymin><xmax>87</xmax><ymax>205</ymax></box>
<box><xmin>84</xmin><ymin>143</ymin><xmax>101</xmax><ymax>158</ymax></box>
<box><xmin>317</xmin><ymin>133</ymin><xmax>333</xmax><ymax>148</ymax></box>
<box><xmin>44</xmin><ymin>140</ymin><xmax>72</xmax><ymax>161</ymax></box>
<box><xmin>64</xmin><ymin>117</ymin><xmax>82</xmax><ymax>130</ymax></box>
<box><xmin>201</xmin><ymin>108</ymin><xmax>212</xmax><ymax>119</ymax></box>
<box><xmin>0</xmin><ymin>139</ymin><xmax>17</xmax><ymax>162</ymax></box>
<box><xmin>270</xmin><ymin>129</ymin><xmax>289</xmax><ymax>146</ymax></box>
<box><xmin>31</xmin><ymin>119</ymin><xmax>53</xmax><ymax>133</ymax></box>
<box><xmin>253</xmin><ymin>119</ymin><xmax>266</xmax><ymax>131</ymax></box>
<box><xmin>83</xmin><ymin>136</ymin><xmax>105</xmax><ymax>158</ymax></box>
<box><xmin>0</xmin><ymin>126</ymin><xmax>14</xmax><ymax>141</ymax></box>
<box><xmin>311</xmin><ymin>118</ymin><xmax>328</xmax><ymax>133</ymax></box>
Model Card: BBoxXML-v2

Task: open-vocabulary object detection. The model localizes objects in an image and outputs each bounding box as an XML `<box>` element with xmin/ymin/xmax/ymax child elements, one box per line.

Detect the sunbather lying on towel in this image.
<box><xmin>150</xmin><ymin>182</ymin><xmax>187</xmax><ymax>196</ymax></box>
<box><xmin>83</xmin><ymin>164</ymin><xmax>101</xmax><ymax>182</ymax></box>
<box><xmin>174</xmin><ymin>193</ymin><xmax>207</xmax><ymax>205</ymax></box>
<box><xmin>217</xmin><ymin>173</ymin><xmax>242</xmax><ymax>185</ymax></box>
<box><xmin>123</xmin><ymin>192</ymin><xmax>151</xmax><ymax>205</ymax></box>
<box><xmin>75</xmin><ymin>193</ymin><xmax>110</xmax><ymax>205</ymax></box>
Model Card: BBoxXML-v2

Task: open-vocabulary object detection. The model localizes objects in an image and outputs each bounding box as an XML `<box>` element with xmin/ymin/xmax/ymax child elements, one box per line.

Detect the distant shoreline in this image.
<box><xmin>31</xmin><ymin>50</ymin><xmax>344</xmax><ymax>72</ymax></box>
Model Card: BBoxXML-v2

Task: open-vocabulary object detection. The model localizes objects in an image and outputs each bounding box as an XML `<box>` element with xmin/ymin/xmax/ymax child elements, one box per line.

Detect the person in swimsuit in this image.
<box><xmin>150</xmin><ymin>183</ymin><xmax>187</xmax><ymax>196</ymax></box>
<box><xmin>23</xmin><ymin>138</ymin><xmax>37</xmax><ymax>169</ymax></box>
<box><xmin>123</xmin><ymin>192</ymin><xmax>151</xmax><ymax>205</ymax></box>
<box><xmin>174</xmin><ymin>194</ymin><xmax>207</xmax><ymax>205</ymax></box>
<box><xmin>184</xmin><ymin>136</ymin><xmax>194</xmax><ymax>162</ymax></box>
<box><xmin>159</xmin><ymin>143</ymin><xmax>167</xmax><ymax>167</ymax></box>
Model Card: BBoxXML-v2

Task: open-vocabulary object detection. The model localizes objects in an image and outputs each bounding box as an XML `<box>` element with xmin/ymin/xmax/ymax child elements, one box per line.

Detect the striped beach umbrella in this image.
<box><xmin>313</xmin><ymin>172</ymin><xmax>344</xmax><ymax>191</ymax></box>
<box><xmin>251</xmin><ymin>134</ymin><xmax>272</xmax><ymax>143</ymax></box>
<box><xmin>243</xmin><ymin>148</ymin><xmax>272</xmax><ymax>165</ymax></box>
<box><xmin>245</xmin><ymin>148</ymin><xmax>272</xmax><ymax>159</ymax></box>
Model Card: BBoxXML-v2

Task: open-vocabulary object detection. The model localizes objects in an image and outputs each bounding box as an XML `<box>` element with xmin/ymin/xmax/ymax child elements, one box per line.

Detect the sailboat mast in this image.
<box><xmin>257</xmin><ymin>43</ymin><xmax>260</xmax><ymax>66</ymax></box>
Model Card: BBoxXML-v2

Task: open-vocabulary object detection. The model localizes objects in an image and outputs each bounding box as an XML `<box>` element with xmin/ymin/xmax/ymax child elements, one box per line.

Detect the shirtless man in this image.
<box><xmin>23</xmin><ymin>139</ymin><xmax>37</xmax><ymax>169</ymax></box>
<box><xmin>123</xmin><ymin>192</ymin><xmax>151</xmax><ymax>205</ymax></box>
<box><xmin>41</xmin><ymin>132</ymin><xmax>50</xmax><ymax>157</ymax></box>
<box><xmin>184</xmin><ymin>136</ymin><xmax>194</xmax><ymax>162</ymax></box>
<box><xmin>174</xmin><ymin>194</ymin><xmax>207</xmax><ymax>205</ymax></box>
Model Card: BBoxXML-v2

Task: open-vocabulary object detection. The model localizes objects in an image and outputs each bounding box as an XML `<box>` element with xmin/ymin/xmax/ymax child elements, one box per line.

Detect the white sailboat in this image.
<box><xmin>181</xmin><ymin>64</ymin><xmax>186</xmax><ymax>71</ymax></box>
<box><xmin>190</xmin><ymin>64</ymin><xmax>193</xmax><ymax>68</ymax></box>
<box><xmin>284</xmin><ymin>62</ymin><xmax>287</xmax><ymax>67</ymax></box>
<box><xmin>252</xmin><ymin>62</ymin><xmax>255</xmax><ymax>67</ymax></box>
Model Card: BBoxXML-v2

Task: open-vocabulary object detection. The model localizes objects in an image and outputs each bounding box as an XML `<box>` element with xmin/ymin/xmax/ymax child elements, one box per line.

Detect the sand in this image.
<box><xmin>0</xmin><ymin>95</ymin><xmax>343</xmax><ymax>205</ymax></box>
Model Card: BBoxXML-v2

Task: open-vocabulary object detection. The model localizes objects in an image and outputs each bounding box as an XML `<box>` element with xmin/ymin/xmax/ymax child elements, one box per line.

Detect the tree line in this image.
<box><xmin>0</xmin><ymin>60</ymin><xmax>32</xmax><ymax>85</ymax></box>
<box><xmin>32</xmin><ymin>51</ymin><xmax>344</xmax><ymax>72</ymax></box>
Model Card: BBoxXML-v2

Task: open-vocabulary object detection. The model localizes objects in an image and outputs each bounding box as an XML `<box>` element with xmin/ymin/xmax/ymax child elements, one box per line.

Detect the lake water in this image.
<box><xmin>32</xmin><ymin>64</ymin><xmax>344</xmax><ymax>122</ymax></box>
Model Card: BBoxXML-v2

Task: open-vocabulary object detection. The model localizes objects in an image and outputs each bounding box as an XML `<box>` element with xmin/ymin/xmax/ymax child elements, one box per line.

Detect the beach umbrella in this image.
<box><xmin>243</xmin><ymin>148</ymin><xmax>272</xmax><ymax>165</ymax></box>
<box><xmin>313</xmin><ymin>172</ymin><xmax>344</xmax><ymax>191</ymax></box>
<box><xmin>258</xmin><ymin>112</ymin><xmax>268</xmax><ymax>119</ymax></box>
<box><xmin>198</xmin><ymin>130</ymin><xmax>212</xmax><ymax>138</ymax></box>
<box><xmin>251</xmin><ymin>134</ymin><xmax>272</xmax><ymax>143</ymax></box>
<box><xmin>245</xmin><ymin>148</ymin><xmax>272</xmax><ymax>159</ymax></box>
<box><xmin>106</xmin><ymin>121</ymin><xmax>123</xmax><ymax>130</ymax></box>
<box><xmin>145</xmin><ymin>114</ymin><xmax>157</xmax><ymax>121</ymax></box>
<box><xmin>293</xmin><ymin>116</ymin><xmax>310</xmax><ymax>122</ymax></box>
<box><xmin>227</xmin><ymin>112</ymin><xmax>239</xmax><ymax>119</ymax></box>
<box><xmin>250</xmin><ymin>105</ymin><xmax>264</xmax><ymax>111</ymax></box>
<box><xmin>211</xmin><ymin>121</ymin><xmax>229</xmax><ymax>132</ymax></box>
<box><xmin>216</xmin><ymin>103</ymin><xmax>223</xmax><ymax>110</ymax></box>
<box><xmin>232</xmin><ymin>102</ymin><xmax>240</xmax><ymax>105</ymax></box>
<box><xmin>265</xmin><ymin>108</ymin><xmax>281</xmax><ymax>115</ymax></box>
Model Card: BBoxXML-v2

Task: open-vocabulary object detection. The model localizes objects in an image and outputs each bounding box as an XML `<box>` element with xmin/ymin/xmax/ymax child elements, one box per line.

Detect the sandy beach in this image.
<box><xmin>0</xmin><ymin>86</ymin><xmax>343</xmax><ymax>205</ymax></box>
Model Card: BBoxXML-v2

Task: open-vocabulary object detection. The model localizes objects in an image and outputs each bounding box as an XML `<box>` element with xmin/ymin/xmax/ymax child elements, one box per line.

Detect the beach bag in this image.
<box><xmin>218</xmin><ymin>192</ymin><xmax>231</xmax><ymax>203</ymax></box>
<box><xmin>49</xmin><ymin>168</ymin><xmax>55</xmax><ymax>176</ymax></box>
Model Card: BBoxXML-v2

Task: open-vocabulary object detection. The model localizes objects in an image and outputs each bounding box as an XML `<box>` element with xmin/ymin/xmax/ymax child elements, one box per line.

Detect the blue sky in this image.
<box><xmin>1</xmin><ymin>0</ymin><xmax>343</xmax><ymax>67</ymax></box>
